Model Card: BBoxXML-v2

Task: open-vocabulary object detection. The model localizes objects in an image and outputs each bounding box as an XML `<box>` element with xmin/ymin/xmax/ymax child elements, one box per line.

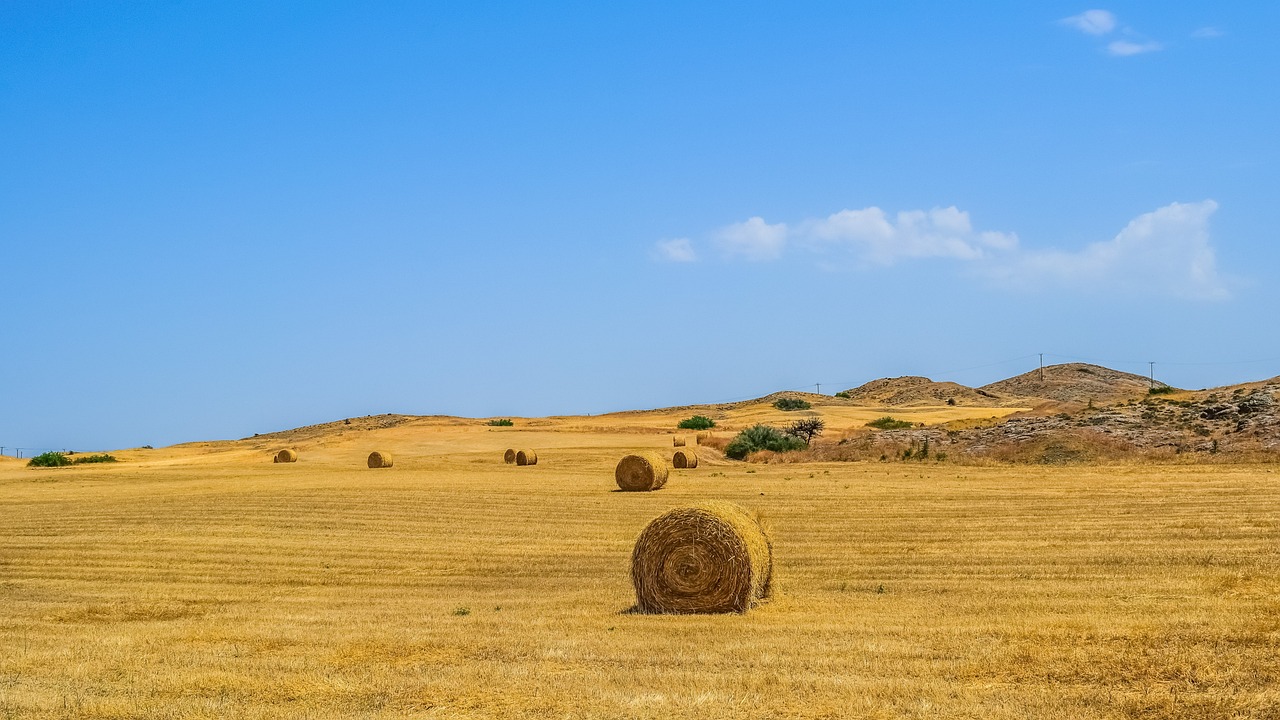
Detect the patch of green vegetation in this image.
<box><xmin>27</xmin><ymin>452</ymin><xmax>71</xmax><ymax>468</ymax></box>
<box><xmin>866</xmin><ymin>416</ymin><xmax>914</xmax><ymax>430</ymax></box>
<box><xmin>1148</xmin><ymin>385</ymin><xmax>1176</xmax><ymax>395</ymax></box>
<box><xmin>486</xmin><ymin>419</ymin><xmax>514</xmax><ymax>426</ymax></box>
<box><xmin>72</xmin><ymin>454</ymin><xmax>117</xmax><ymax>464</ymax></box>
<box><xmin>725</xmin><ymin>424</ymin><xmax>807</xmax><ymax>460</ymax></box>
<box><xmin>834</xmin><ymin>390</ymin><xmax>852</xmax><ymax>399</ymax></box>
<box><xmin>773</xmin><ymin>397</ymin><xmax>811</xmax><ymax>411</ymax></box>
<box><xmin>677</xmin><ymin>415</ymin><xmax>716</xmax><ymax>430</ymax></box>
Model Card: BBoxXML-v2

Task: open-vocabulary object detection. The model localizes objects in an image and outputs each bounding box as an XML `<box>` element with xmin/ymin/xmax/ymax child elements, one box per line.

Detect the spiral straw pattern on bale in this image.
<box><xmin>673</xmin><ymin>436</ymin><xmax>686</xmax><ymax>447</ymax></box>
<box><xmin>630</xmin><ymin>501</ymin><xmax>773</xmax><ymax>614</ymax></box>
<box><xmin>615</xmin><ymin>453</ymin><xmax>668</xmax><ymax>492</ymax></box>
<box><xmin>672</xmin><ymin>449</ymin><xmax>698</xmax><ymax>469</ymax></box>
<box><xmin>515</xmin><ymin>449</ymin><xmax>538</xmax><ymax>466</ymax></box>
<box><xmin>367</xmin><ymin>451</ymin><xmax>393</xmax><ymax>469</ymax></box>
<box><xmin>503</xmin><ymin>448</ymin><xmax>517</xmax><ymax>464</ymax></box>
<box><xmin>274</xmin><ymin>449</ymin><xmax>298</xmax><ymax>464</ymax></box>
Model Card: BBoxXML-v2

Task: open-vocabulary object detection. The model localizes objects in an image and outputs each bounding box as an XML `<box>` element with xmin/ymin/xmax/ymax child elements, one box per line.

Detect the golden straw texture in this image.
<box><xmin>614</xmin><ymin>453</ymin><xmax>668</xmax><ymax>491</ymax></box>
<box><xmin>273</xmin><ymin>449</ymin><xmax>298</xmax><ymax>464</ymax></box>
<box><xmin>503</xmin><ymin>448</ymin><xmax>516</xmax><ymax>464</ymax></box>
<box><xmin>672</xmin><ymin>449</ymin><xmax>698</xmax><ymax>469</ymax></box>
<box><xmin>630</xmin><ymin>501</ymin><xmax>773</xmax><ymax>614</ymax></box>
<box><xmin>673</xmin><ymin>436</ymin><xmax>686</xmax><ymax>447</ymax></box>
<box><xmin>367</xmin><ymin>451</ymin><xmax>393</xmax><ymax>469</ymax></box>
<box><xmin>515</xmin><ymin>449</ymin><xmax>538</xmax><ymax>466</ymax></box>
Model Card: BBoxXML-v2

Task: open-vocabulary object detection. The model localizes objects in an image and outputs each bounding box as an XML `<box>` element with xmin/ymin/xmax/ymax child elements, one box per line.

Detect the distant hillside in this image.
<box><xmin>979</xmin><ymin>363</ymin><xmax>1161</xmax><ymax>406</ymax></box>
<box><xmin>839</xmin><ymin>376</ymin><xmax>1019</xmax><ymax>407</ymax></box>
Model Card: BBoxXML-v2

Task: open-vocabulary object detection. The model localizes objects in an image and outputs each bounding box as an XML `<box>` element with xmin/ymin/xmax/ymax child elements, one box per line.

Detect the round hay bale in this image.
<box><xmin>515</xmin><ymin>449</ymin><xmax>538</xmax><ymax>466</ymax></box>
<box><xmin>673</xmin><ymin>436</ymin><xmax>686</xmax><ymax>447</ymax></box>
<box><xmin>630</xmin><ymin>501</ymin><xmax>773</xmax><ymax>614</ymax></box>
<box><xmin>615</xmin><ymin>453</ymin><xmax>668</xmax><ymax>492</ymax></box>
<box><xmin>672</xmin><ymin>449</ymin><xmax>698</xmax><ymax>469</ymax></box>
<box><xmin>503</xmin><ymin>448</ymin><xmax>517</xmax><ymax>464</ymax></box>
<box><xmin>367</xmin><ymin>451</ymin><xmax>393</xmax><ymax>469</ymax></box>
<box><xmin>274</xmin><ymin>448</ymin><xmax>298</xmax><ymax>463</ymax></box>
<box><xmin>695</xmin><ymin>432</ymin><xmax>710</xmax><ymax>445</ymax></box>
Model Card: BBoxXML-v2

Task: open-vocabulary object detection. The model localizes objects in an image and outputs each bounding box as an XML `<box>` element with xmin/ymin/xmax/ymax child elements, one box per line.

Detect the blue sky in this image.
<box><xmin>2</xmin><ymin>3</ymin><xmax>1278</xmax><ymax>451</ymax></box>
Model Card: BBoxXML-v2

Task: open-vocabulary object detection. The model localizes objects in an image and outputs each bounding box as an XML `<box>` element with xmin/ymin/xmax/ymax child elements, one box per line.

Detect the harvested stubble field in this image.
<box><xmin>2</xmin><ymin>412</ymin><xmax>1279</xmax><ymax>719</ymax></box>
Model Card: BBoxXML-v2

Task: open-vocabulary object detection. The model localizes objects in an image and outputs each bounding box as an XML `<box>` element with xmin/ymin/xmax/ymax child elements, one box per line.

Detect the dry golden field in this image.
<box><xmin>2</xmin><ymin>404</ymin><xmax>1278</xmax><ymax>719</ymax></box>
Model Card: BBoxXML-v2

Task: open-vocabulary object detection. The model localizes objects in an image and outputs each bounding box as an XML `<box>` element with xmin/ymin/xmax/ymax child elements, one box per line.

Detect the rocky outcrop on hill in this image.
<box><xmin>838</xmin><ymin>376</ymin><xmax>1021</xmax><ymax>407</ymax></box>
<box><xmin>979</xmin><ymin>363</ymin><xmax>1159</xmax><ymax>406</ymax></box>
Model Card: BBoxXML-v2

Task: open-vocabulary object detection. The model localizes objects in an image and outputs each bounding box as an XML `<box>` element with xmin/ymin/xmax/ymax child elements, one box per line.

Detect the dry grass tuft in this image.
<box><xmin>614</xmin><ymin>453</ymin><xmax>668</xmax><ymax>491</ymax></box>
<box><xmin>273</xmin><ymin>448</ymin><xmax>298</xmax><ymax>463</ymax></box>
<box><xmin>630</xmin><ymin>501</ymin><xmax>772</xmax><ymax>614</ymax></box>
<box><xmin>515</xmin><ymin>449</ymin><xmax>538</xmax><ymax>466</ymax></box>
<box><xmin>366</xmin><ymin>451</ymin><xmax>393</xmax><ymax>469</ymax></box>
<box><xmin>672</xmin><ymin>449</ymin><xmax>698</xmax><ymax>469</ymax></box>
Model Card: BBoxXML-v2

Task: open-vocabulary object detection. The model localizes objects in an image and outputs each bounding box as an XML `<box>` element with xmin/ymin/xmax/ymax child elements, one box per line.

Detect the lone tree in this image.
<box><xmin>785</xmin><ymin>418</ymin><xmax>825</xmax><ymax>447</ymax></box>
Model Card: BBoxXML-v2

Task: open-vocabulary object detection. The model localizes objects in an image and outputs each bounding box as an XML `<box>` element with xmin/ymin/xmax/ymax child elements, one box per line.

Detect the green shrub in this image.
<box><xmin>773</xmin><ymin>397</ymin><xmax>811</xmax><ymax>411</ymax></box>
<box><xmin>725</xmin><ymin>424</ymin><xmax>806</xmax><ymax>460</ymax></box>
<box><xmin>486</xmin><ymin>418</ymin><xmax>514</xmax><ymax>426</ymax></box>
<box><xmin>677</xmin><ymin>415</ymin><xmax>716</xmax><ymax>430</ymax></box>
<box><xmin>27</xmin><ymin>452</ymin><xmax>71</xmax><ymax>468</ymax></box>
<box><xmin>866</xmin><ymin>416</ymin><xmax>914</xmax><ymax>430</ymax></box>
<box><xmin>1147</xmin><ymin>385</ymin><xmax>1176</xmax><ymax>395</ymax></box>
<box><xmin>834</xmin><ymin>390</ymin><xmax>852</xmax><ymax>399</ymax></box>
<box><xmin>72</xmin><ymin>454</ymin><xmax>117</xmax><ymax>464</ymax></box>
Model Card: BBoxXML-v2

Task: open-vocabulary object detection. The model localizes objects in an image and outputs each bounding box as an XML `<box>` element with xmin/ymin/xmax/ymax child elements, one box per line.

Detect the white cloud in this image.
<box><xmin>714</xmin><ymin>216</ymin><xmax>788</xmax><ymax>261</ymax></box>
<box><xmin>1107</xmin><ymin>39</ymin><xmax>1163</xmax><ymax>56</ymax></box>
<box><xmin>654</xmin><ymin>237</ymin><xmax>697</xmax><ymax>263</ymax></box>
<box><xmin>1191</xmin><ymin>26</ymin><xmax>1224</xmax><ymax>39</ymax></box>
<box><xmin>1060</xmin><ymin>9</ymin><xmax>1117</xmax><ymax>35</ymax></box>
<box><xmin>989</xmin><ymin>200</ymin><xmax>1227</xmax><ymax>300</ymax></box>
<box><xmin>805</xmin><ymin>206</ymin><xmax>1018</xmax><ymax>265</ymax></box>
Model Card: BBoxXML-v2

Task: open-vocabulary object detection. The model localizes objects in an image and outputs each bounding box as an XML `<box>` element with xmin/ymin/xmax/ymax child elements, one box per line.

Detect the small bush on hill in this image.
<box><xmin>72</xmin><ymin>454</ymin><xmax>117</xmax><ymax>464</ymax></box>
<box><xmin>725</xmin><ymin>424</ymin><xmax>807</xmax><ymax>460</ymax></box>
<box><xmin>28</xmin><ymin>452</ymin><xmax>71</xmax><ymax>468</ymax></box>
<box><xmin>487</xmin><ymin>419</ymin><xmax>515</xmax><ymax>426</ymax></box>
<box><xmin>1147</xmin><ymin>385</ymin><xmax>1176</xmax><ymax>395</ymax></box>
<box><xmin>773</xmin><ymin>397</ymin><xmax>811</xmax><ymax>411</ymax></box>
<box><xmin>834</xmin><ymin>391</ymin><xmax>852</xmax><ymax>399</ymax></box>
<box><xmin>677</xmin><ymin>415</ymin><xmax>716</xmax><ymax>430</ymax></box>
<box><xmin>785</xmin><ymin>418</ymin><xmax>825</xmax><ymax>446</ymax></box>
<box><xmin>866</xmin><ymin>416</ymin><xmax>914</xmax><ymax>430</ymax></box>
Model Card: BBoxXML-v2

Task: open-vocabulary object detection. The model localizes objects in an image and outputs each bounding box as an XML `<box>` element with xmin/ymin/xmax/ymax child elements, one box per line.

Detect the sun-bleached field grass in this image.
<box><xmin>1</xmin><ymin>417</ymin><xmax>1278</xmax><ymax>719</ymax></box>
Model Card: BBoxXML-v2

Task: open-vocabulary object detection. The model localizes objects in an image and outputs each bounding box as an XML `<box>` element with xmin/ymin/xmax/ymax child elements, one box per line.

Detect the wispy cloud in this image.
<box><xmin>654</xmin><ymin>237</ymin><xmax>697</xmax><ymax>263</ymax></box>
<box><xmin>660</xmin><ymin>201</ymin><xmax>1229</xmax><ymax>301</ymax></box>
<box><xmin>1191</xmin><ymin>26</ymin><xmax>1225</xmax><ymax>39</ymax></box>
<box><xmin>714</xmin><ymin>216</ymin><xmax>788</xmax><ymax>261</ymax></box>
<box><xmin>1059</xmin><ymin>9</ymin><xmax>1117</xmax><ymax>35</ymax></box>
<box><xmin>1107</xmin><ymin>39</ymin><xmax>1163</xmax><ymax>56</ymax></box>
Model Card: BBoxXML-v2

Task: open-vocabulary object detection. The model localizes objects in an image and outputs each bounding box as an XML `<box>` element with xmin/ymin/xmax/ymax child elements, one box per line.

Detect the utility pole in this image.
<box><xmin>1039</xmin><ymin>353</ymin><xmax>1044</xmax><ymax>382</ymax></box>
<box><xmin>1149</xmin><ymin>361</ymin><xmax>1155</xmax><ymax>389</ymax></box>
<box><xmin>815</xmin><ymin>383</ymin><xmax>821</xmax><ymax>395</ymax></box>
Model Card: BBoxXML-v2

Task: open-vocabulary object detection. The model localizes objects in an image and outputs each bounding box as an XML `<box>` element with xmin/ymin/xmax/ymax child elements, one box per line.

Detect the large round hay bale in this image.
<box><xmin>515</xmin><ymin>449</ymin><xmax>538</xmax><ymax>466</ymax></box>
<box><xmin>673</xmin><ymin>449</ymin><xmax>698</xmax><ymax>469</ymax></box>
<box><xmin>503</xmin><ymin>448</ymin><xmax>517</xmax><ymax>464</ymax></box>
<box><xmin>367</xmin><ymin>451</ymin><xmax>393</xmax><ymax>469</ymax></box>
<box><xmin>631</xmin><ymin>501</ymin><xmax>773</xmax><ymax>614</ymax></box>
<box><xmin>274</xmin><ymin>449</ymin><xmax>298</xmax><ymax>463</ymax></box>
<box><xmin>615</xmin><ymin>453</ymin><xmax>668</xmax><ymax>492</ymax></box>
<box><xmin>673</xmin><ymin>436</ymin><xmax>686</xmax><ymax>447</ymax></box>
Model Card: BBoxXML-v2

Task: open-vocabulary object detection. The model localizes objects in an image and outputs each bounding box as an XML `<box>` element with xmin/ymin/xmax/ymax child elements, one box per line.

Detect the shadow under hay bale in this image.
<box><xmin>367</xmin><ymin>451</ymin><xmax>393</xmax><ymax>469</ymax></box>
<box><xmin>673</xmin><ymin>436</ymin><xmax>686</xmax><ymax>447</ymax></box>
<box><xmin>503</xmin><ymin>448</ymin><xmax>517</xmax><ymax>464</ymax></box>
<box><xmin>615</xmin><ymin>453</ymin><xmax>668</xmax><ymax>492</ymax></box>
<box><xmin>515</xmin><ymin>449</ymin><xmax>538</xmax><ymax>466</ymax></box>
<box><xmin>673</xmin><ymin>449</ymin><xmax>698</xmax><ymax>469</ymax></box>
<box><xmin>273</xmin><ymin>449</ymin><xmax>298</xmax><ymax>463</ymax></box>
<box><xmin>630</xmin><ymin>501</ymin><xmax>773</xmax><ymax>614</ymax></box>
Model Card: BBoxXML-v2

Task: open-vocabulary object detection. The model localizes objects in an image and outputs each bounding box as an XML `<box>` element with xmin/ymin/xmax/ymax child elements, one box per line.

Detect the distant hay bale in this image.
<box><xmin>367</xmin><ymin>451</ymin><xmax>393</xmax><ymax>469</ymax></box>
<box><xmin>673</xmin><ymin>436</ymin><xmax>686</xmax><ymax>447</ymax></box>
<box><xmin>273</xmin><ymin>449</ymin><xmax>297</xmax><ymax>463</ymax></box>
<box><xmin>615</xmin><ymin>453</ymin><xmax>669</xmax><ymax>492</ymax></box>
<box><xmin>515</xmin><ymin>449</ymin><xmax>538</xmax><ymax>466</ymax></box>
<box><xmin>673</xmin><ymin>449</ymin><xmax>698</xmax><ymax>469</ymax></box>
<box><xmin>630</xmin><ymin>501</ymin><xmax>773</xmax><ymax>614</ymax></box>
<box><xmin>504</xmin><ymin>448</ymin><xmax>517</xmax><ymax>464</ymax></box>
<box><xmin>695</xmin><ymin>433</ymin><xmax>709</xmax><ymax>445</ymax></box>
